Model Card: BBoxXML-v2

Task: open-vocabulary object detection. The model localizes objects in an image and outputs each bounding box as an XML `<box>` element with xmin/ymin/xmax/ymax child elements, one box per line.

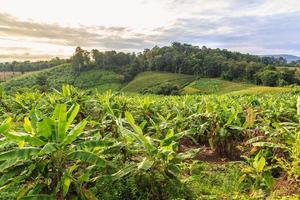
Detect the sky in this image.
<box><xmin>0</xmin><ymin>0</ymin><xmax>300</xmax><ymax>61</ymax></box>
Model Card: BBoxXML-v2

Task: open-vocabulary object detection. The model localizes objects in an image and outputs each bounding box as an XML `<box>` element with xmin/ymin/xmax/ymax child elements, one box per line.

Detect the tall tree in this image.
<box><xmin>71</xmin><ymin>47</ymin><xmax>87</xmax><ymax>74</ymax></box>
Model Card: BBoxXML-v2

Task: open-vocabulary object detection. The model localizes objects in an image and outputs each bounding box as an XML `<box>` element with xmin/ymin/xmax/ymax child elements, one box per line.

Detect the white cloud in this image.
<box><xmin>239</xmin><ymin>0</ymin><xmax>300</xmax><ymax>16</ymax></box>
<box><xmin>0</xmin><ymin>0</ymin><xmax>300</xmax><ymax>61</ymax></box>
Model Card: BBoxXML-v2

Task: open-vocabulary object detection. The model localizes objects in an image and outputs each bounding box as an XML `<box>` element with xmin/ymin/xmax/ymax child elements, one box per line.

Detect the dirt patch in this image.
<box><xmin>179</xmin><ymin>136</ymin><xmax>242</xmax><ymax>163</ymax></box>
<box><xmin>179</xmin><ymin>136</ymin><xmax>200</xmax><ymax>152</ymax></box>
<box><xmin>194</xmin><ymin>146</ymin><xmax>229</xmax><ymax>164</ymax></box>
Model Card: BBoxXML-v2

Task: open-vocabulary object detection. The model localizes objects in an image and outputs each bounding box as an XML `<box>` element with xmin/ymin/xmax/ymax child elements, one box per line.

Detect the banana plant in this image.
<box><xmin>248</xmin><ymin>121</ymin><xmax>300</xmax><ymax>185</ymax></box>
<box><xmin>241</xmin><ymin>151</ymin><xmax>274</xmax><ymax>190</ymax></box>
<box><xmin>113</xmin><ymin>111</ymin><xmax>199</xmax><ymax>181</ymax></box>
<box><xmin>0</xmin><ymin>103</ymin><xmax>114</xmax><ymax>200</ymax></box>
<box><xmin>275</xmin><ymin>128</ymin><xmax>300</xmax><ymax>184</ymax></box>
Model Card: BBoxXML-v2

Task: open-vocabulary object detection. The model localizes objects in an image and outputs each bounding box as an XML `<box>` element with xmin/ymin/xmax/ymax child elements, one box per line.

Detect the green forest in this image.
<box><xmin>71</xmin><ymin>43</ymin><xmax>299</xmax><ymax>87</ymax></box>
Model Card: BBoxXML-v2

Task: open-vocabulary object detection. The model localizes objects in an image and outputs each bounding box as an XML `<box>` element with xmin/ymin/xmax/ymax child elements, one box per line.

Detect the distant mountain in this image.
<box><xmin>261</xmin><ymin>54</ymin><xmax>300</xmax><ymax>63</ymax></box>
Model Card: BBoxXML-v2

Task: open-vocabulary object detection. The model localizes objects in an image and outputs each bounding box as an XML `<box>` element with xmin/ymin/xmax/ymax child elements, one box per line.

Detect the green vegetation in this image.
<box><xmin>184</xmin><ymin>78</ymin><xmax>254</xmax><ymax>94</ymax></box>
<box><xmin>0</xmin><ymin>85</ymin><xmax>299</xmax><ymax>199</ymax></box>
<box><xmin>2</xmin><ymin>44</ymin><xmax>284</xmax><ymax>92</ymax></box>
<box><xmin>2</xmin><ymin>64</ymin><xmax>124</xmax><ymax>92</ymax></box>
<box><xmin>184</xmin><ymin>78</ymin><xmax>292</xmax><ymax>95</ymax></box>
<box><xmin>0</xmin><ymin>42</ymin><xmax>300</xmax><ymax>199</ymax></box>
<box><xmin>2</xmin><ymin>67</ymin><xmax>293</xmax><ymax>95</ymax></box>
<box><xmin>69</xmin><ymin>43</ymin><xmax>300</xmax><ymax>87</ymax></box>
<box><xmin>122</xmin><ymin>71</ymin><xmax>195</xmax><ymax>93</ymax></box>
<box><xmin>2</xmin><ymin>43</ymin><xmax>300</xmax><ymax>94</ymax></box>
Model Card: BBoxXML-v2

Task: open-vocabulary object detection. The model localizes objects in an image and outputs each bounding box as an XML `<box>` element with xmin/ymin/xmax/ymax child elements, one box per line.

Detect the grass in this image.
<box><xmin>122</xmin><ymin>71</ymin><xmax>195</xmax><ymax>93</ymax></box>
<box><xmin>2</xmin><ymin>64</ymin><xmax>124</xmax><ymax>92</ymax></box>
<box><xmin>184</xmin><ymin>78</ymin><xmax>292</xmax><ymax>95</ymax></box>
<box><xmin>184</xmin><ymin>78</ymin><xmax>255</xmax><ymax>94</ymax></box>
<box><xmin>71</xmin><ymin>68</ymin><xmax>124</xmax><ymax>91</ymax></box>
<box><xmin>186</xmin><ymin>162</ymin><xmax>251</xmax><ymax>199</ymax></box>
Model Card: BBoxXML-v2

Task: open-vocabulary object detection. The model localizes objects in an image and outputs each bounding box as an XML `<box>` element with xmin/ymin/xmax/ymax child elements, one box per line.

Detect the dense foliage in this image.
<box><xmin>71</xmin><ymin>43</ymin><xmax>299</xmax><ymax>86</ymax></box>
<box><xmin>2</xmin><ymin>43</ymin><xmax>299</xmax><ymax>90</ymax></box>
<box><xmin>0</xmin><ymin>85</ymin><xmax>299</xmax><ymax>199</ymax></box>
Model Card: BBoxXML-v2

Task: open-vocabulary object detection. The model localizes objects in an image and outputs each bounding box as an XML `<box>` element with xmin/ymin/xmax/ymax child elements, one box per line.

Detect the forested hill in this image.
<box><xmin>71</xmin><ymin>42</ymin><xmax>299</xmax><ymax>87</ymax></box>
<box><xmin>2</xmin><ymin>42</ymin><xmax>299</xmax><ymax>88</ymax></box>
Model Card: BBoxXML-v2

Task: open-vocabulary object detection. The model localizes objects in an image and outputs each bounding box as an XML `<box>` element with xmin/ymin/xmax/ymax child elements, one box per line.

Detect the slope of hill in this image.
<box><xmin>122</xmin><ymin>71</ymin><xmax>195</xmax><ymax>93</ymax></box>
<box><xmin>2</xmin><ymin>64</ymin><xmax>124</xmax><ymax>92</ymax></box>
<box><xmin>184</xmin><ymin>78</ymin><xmax>291</xmax><ymax>95</ymax></box>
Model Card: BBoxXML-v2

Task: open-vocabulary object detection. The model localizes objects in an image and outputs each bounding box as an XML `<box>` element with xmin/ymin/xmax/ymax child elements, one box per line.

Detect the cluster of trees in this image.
<box><xmin>260</xmin><ymin>56</ymin><xmax>287</xmax><ymax>66</ymax></box>
<box><xmin>256</xmin><ymin>67</ymin><xmax>297</xmax><ymax>86</ymax></box>
<box><xmin>142</xmin><ymin>83</ymin><xmax>181</xmax><ymax>95</ymax></box>
<box><xmin>0</xmin><ymin>57</ymin><xmax>68</xmax><ymax>73</ymax></box>
<box><xmin>71</xmin><ymin>47</ymin><xmax>137</xmax><ymax>81</ymax></box>
<box><xmin>71</xmin><ymin>43</ymin><xmax>299</xmax><ymax>87</ymax></box>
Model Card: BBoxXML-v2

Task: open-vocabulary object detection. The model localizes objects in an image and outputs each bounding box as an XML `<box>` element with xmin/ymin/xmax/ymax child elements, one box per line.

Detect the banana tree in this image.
<box><xmin>0</xmin><ymin>103</ymin><xmax>114</xmax><ymax>200</ymax></box>
<box><xmin>241</xmin><ymin>151</ymin><xmax>274</xmax><ymax>190</ymax></box>
<box><xmin>113</xmin><ymin>111</ymin><xmax>198</xmax><ymax>185</ymax></box>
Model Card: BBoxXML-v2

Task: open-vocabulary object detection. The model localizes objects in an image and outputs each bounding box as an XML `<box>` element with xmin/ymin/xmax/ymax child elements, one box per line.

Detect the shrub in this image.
<box><xmin>256</xmin><ymin>70</ymin><xmax>281</xmax><ymax>86</ymax></box>
<box><xmin>142</xmin><ymin>83</ymin><xmax>181</xmax><ymax>95</ymax></box>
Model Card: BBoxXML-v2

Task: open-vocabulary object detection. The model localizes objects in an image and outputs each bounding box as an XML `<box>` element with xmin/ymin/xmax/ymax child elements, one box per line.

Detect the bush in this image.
<box><xmin>142</xmin><ymin>83</ymin><xmax>181</xmax><ymax>95</ymax></box>
<box><xmin>36</xmin><ymin>74</ymin><xmax>49</xmax><ymax>92</ymax></box>
<box><xmin>256</xmin><ymin>70</ymin><xmax>281</xmax><ymax>86</ymax></box>
<box><xmin>221</xmin><ymin>71</ymin><xmax>234</xmax><ymax>81</ymax></box>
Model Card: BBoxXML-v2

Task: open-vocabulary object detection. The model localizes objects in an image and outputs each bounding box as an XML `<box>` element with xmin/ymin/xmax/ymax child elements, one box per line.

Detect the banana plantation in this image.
<box><xmin>0</xmin><ymin>85</ymin><xmax>299</xmax><ymax>199</ymax></box>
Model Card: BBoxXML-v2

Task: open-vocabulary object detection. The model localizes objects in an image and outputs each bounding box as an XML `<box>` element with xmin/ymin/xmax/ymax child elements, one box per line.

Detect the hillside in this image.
<box><xmin>184</xmin><ymin>78</ymin><xmax>291</xmax><ymax>95</ymax></box>
<box><xmin>1</xmin><ymin>66</ymin><xmax>292</xmax><ymax>95</ymax></box>
<box><xmin>1</xmin><ymin>64</ymin><xmax>124</xmax><ymax>92</ymax></box>
<box><xmin>121</xmin><ymin>71</ymin><xmax>195</xmax><ymax>93</ymax></box>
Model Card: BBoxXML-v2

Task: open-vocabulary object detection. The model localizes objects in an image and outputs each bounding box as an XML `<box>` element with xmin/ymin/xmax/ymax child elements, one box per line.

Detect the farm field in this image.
<box><xmin>2</xmin><ymin>0</ymin><xmax>300</xmax><ymax>199</ymax></box>
<box><xmin>0</xmin><ymin>85</ymin><xmax>299</xmax><ymax>199</ymax></box>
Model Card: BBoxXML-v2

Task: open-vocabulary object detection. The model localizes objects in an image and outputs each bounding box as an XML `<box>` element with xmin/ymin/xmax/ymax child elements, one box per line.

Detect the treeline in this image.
<box><xmin>71</xmin><ymin>43</ymin><xmax>299</xmax><ymax>87</ymax></box>
<box><xmin>0</xmin><ymin>57</ymin><xmax>69</xmax><ymax>73</ymax></box>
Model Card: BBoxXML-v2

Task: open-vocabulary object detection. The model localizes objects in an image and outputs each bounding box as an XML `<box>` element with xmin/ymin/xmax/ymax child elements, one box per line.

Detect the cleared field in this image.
<box><xmin>183</xmin><ymin>78</ymin><xmax>254</xmax><ymax>94</ymax></box>
<box><xmin>183</xmin><ymin>78</ymin><xmax>291</xmax><ymax>95</ymax></box>
<box><xmin>122</xmin><ymin>71</ymin><xmax>195</xmax><ymax>93</ymax></box>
